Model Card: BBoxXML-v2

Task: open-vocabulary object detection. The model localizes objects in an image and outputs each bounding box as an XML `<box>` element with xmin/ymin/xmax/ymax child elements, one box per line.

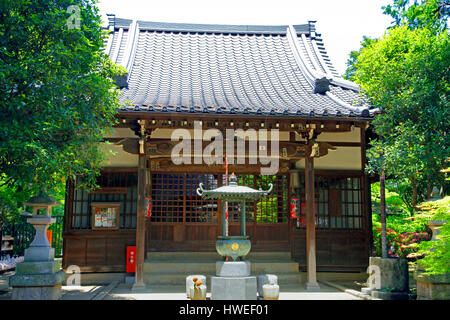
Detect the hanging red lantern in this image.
<box><xmin>145</xmin><ymin>197</ymin><xmax>152</xmax><ymax>217</ymax></box>
<box><xmin>290</xmin><ymin>198</ymin><xmax>300</xmax><ymax>218</ymax></box>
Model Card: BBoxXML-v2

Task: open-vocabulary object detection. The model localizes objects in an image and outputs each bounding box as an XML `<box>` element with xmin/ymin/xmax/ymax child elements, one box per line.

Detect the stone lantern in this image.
<box><xmin>197</xmin><ymin>173</ymin><xmax>272</xmax><ymax>300</ymax></box>
<box><xmin>9</xmin><ymin>192</ymin><xmax>65</xmax><ymax>300</ymax></box>
<box><xmin>427</xmin><ymin>187</ymin><xmax>445</xmax><ymax>241</ymax></box>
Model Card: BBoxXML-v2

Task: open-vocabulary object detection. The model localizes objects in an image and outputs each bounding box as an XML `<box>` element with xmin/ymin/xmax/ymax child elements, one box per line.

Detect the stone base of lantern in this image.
<box><xmin>9</xmin><ymin>253</ymin><xmax>65</xmax><ymax>300</ymax></box>
<box><xmin>211</xmin><ymin>276</ymin><xmax>257</xmax><ymax>300</ymax></box>
<box><xmin>10</xmin><ymin>267</ymin><xmax>65</xmax><ymax>300</ymax></box>
<box><xmin>11</xmin><ymin>282</ymin><xmax>63</xmax><ymax>300</ymax></box>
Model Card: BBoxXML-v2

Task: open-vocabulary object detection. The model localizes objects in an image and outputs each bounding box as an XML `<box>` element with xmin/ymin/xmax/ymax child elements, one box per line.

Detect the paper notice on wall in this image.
<box><xmin>94</xmin><ymin>209</ymin><xmax>102</xmax><ymax>227</ymax></box>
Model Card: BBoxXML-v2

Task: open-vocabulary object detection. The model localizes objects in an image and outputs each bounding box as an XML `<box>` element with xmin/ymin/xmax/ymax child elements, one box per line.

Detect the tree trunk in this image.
<box><xmin>426</xmin><ymin>184</ymin><xmax>433</xmax><ymax>200</ymax></box>
<box><xmin>380</xmin><ymin>171</ymin><xmax>388</xmax><ymax>258</ymax></box>
<box><xmin>411</xmin><ymin>177</ymin><xmax>418</xmax><ymax>215</ymax></box>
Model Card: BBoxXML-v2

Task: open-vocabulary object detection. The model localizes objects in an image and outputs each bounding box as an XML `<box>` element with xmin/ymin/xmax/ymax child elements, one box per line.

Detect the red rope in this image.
<box><xmin>224</xmin><ymin>155</ymin><xmax>228</xmax><ymax>236</ymax></box>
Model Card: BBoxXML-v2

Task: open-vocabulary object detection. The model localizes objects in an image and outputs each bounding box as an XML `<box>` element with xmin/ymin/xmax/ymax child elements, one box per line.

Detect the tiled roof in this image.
<box><xmin>105</xmin><ymin>16</ymin><xmax>374</xmax><ymax>119</ymax></box>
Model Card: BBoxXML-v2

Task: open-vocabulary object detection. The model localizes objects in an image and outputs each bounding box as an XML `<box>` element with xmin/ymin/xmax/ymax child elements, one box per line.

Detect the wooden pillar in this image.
<box><xmin>361</xmin><ymin>124</ymin><xmax>372</xmax><ymax>262</ymax></box>
<box><xmin>305</xmin><ymin>149</ymin><xmax>320</xmax><ymax>290</ymax></box>
<box><xmin>132</xmin><ymin>122</ymin><xmax>148</xmax><ymax>291</ymax></box>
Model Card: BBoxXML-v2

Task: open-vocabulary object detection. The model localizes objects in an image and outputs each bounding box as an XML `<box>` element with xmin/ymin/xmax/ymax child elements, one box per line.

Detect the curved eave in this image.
<box><xmin>117</xmin><ymin>109</ymin><xmax>375</xmax><ymax>122</ymax></box>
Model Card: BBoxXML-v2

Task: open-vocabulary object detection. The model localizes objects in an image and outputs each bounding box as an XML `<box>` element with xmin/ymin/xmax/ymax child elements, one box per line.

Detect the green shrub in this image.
<box><xmin>415</xmin><ymin>196</ymin><xmax>450</xmax><ymax>275</ymax></box>
<box><xmin>371</xmin><ymin>181</ymin><xmax>431</xmax><ymax>258</ymax></box>
<box><xmin>372</xmin><ymin>225</ymin><xmax>431</xmax><ymax>258</ymax></box>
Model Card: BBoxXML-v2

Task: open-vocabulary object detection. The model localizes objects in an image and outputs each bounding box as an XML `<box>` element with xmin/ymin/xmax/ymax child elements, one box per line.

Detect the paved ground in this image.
<box><xmin>0</xmin><ymin>271</ymin><xmax>365</xmax><ymax>300</ymax></box>
<box><xmin>72</xmin><ymin>282</ymin><xmax>362</xmax><ymax>300</ymax></box>
<box><xmin>0</xmin><ymin>271</ymin><xmax>13</xmax><ymax>300</ymax></box>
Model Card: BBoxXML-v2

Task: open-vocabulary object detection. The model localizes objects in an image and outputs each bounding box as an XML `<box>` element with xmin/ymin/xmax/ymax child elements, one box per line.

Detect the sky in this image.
<box><xmin>97</xmin><ymin>0</ymin><xmax>393</xmax><ymax>76</ymax></box>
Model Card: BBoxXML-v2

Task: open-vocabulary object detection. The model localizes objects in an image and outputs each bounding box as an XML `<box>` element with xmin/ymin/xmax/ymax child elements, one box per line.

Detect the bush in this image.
<box><xmin>371</xmin><ymin>181</ymin><xmax>432</xmax><ymax>258</ymax></box>
<box><xmin>415</xmin><ymin>196</ymin><xmax>450</xmax><ymax>275</ymax></box>
<box><xmin>372</xmin><ymin>226</ymin><xmax>431</xmax><ymax>258</ymax></box>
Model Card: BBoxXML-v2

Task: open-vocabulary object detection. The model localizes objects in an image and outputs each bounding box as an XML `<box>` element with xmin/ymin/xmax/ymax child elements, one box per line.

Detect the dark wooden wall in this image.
<box><xmin>63</xmin><ymin>230</ymin><xmax>136</xmax><ymax>272</ymax></box>
<box><xmin>291</xmin><ymin>229</ymin><xmax>369</xmax><ymax>272</ymax></box>
<box><xmin>62</xmin><ymin>171</ymin><xmax>138</xmax><ymax>272</ymax></box>
<box><xmin>62</xmin><ymin>169</ymin><xmax>371</xmax><ymax>272</ymax></box>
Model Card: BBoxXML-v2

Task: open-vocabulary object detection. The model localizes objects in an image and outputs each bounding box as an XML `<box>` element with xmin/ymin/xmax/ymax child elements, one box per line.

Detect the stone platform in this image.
<box><xmin>9</xmin><ymin>254</ymin><xmax>65</xmax><ymax>300</ymax></box>
<box><xmin>211</xmin><ymin>260</ymin><xmax>257</xmax><ymax>300</ymax></box>
<box><xmin>216</xmin><ymin>261</ymin><xmax>250</xmax><ymax>277</ymax></box>
<box><xmin>211</xmin><ymin>276</ymin><xmax>257</xmax><ymax>300</ymax></box>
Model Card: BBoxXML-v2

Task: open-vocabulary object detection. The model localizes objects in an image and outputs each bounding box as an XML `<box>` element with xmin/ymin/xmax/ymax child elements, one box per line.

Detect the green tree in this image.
<box><xmin>383</xmin><ymin>0</ymin><xmax>449</xmax><ymax>31</ymax></box>
<box><xmin>0</xmin><ymin>0</ymin><xmax>124</xmax><ymax>195</ymax></box>
<box><xmin>0</xmin><ymin>176</ymin><xmax>31</xmax><ymax>229</ymax></box>
<box><xmin>415</xmin><ymin>196</ymin><xmax>450</xmax><ymax>275</ymax></box>
<box><xmin>343</xmin><ymin>36</ymin><xmax>378</xmax><ymax>81</ymax></box>
<box><xmin>353</xmin><ymin>25</ymin><xmax>449</xmax><ymax>212</ymax></box>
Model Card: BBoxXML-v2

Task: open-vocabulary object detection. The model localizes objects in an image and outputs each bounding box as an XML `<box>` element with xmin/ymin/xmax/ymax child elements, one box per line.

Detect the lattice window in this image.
<box><xmin>297</xmin><ymin>175</ymin><xmax>363</xmax><ymax>229</ymax></box>
<box><xmin>150</xmin><ymin>173</ymin><xmax>184</xmax><ymax>223</ymax></box>
<box><xmin>255</xmin><ymin>175</ymin><xmax>288</xmax><ymax>223</ymax></box>
<box><xmin>334</xmin><ymin>177</ymin><xmax>362</xmax><ymax>229</ymax></box>
<box><xmin>71</xmin><ymin>172</ymin><xmax>137</xmax><ymax>229</ymax></box>
<box><xmin>185</xmin><ymin>174</ymin><xmax>218</xmax><ymax>223</ymax></box>
<box><xmin>149</xmin><ymin>173</ymin><xmax>288</xmax><ymax>224</ymax></box>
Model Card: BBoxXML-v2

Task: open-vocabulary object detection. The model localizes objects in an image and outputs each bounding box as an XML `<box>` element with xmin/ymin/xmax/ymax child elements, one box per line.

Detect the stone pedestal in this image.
<box><xmin>211</xmin><ymin>261</ymin><xmax>257</xmax><ymax>300</ymax></box>
<box><xmin>216</xmin><ymin>261</ymin><xmax>250</xmax><ymax>277</ymax></box>
<box><xmin>211</xmin><ymin>276</ymin><xmax>257</xmax><ymax>300</ymax></box>
<box><xmin>9</xmin><ymin>212</ymin><xmax>64</xmax><ymax>300</ymax></box>
<box><xmin>10</xmin><ymin>254</ymin><xmax>65</xmax><ymax>300</ymax></box>
<box><xmin>367</xmin><ymin>257</ymin><xmax>409</xmax><ymax>300</ymax></box>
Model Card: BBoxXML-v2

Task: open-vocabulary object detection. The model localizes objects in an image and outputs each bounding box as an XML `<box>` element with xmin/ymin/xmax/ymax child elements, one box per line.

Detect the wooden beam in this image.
<box><xmin>116</xmin><ymin>112</ymin><xmax>366</xmax><ymax>130</ymax></box>
<box><xmin>149</xmin><ymin>161</ymin><xmax>291</xmax><ymax>174</ymax></box>
<box><xmin>305</xmin><ymin>145</ymin><xmax>320</xmax><ymax>290</ymax></box>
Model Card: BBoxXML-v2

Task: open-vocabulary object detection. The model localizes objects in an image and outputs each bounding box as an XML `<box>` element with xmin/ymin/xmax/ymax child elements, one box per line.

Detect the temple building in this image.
<box><xmin>63</xmin><ymin>16</ymin><xmax>376</xmax><ymax>289</ymax></box>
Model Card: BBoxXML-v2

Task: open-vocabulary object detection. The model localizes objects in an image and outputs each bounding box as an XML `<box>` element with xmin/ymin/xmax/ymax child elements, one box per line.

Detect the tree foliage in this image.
<box><xmin>343</xmin><ymin>36</ymin><xmax>378</xmax><ymax>81</ymax></box>
<box><xmin>353</xmin><ymin>23</ymin><xmax>449</xmax><ymax>211</ymax></box>
<box><xmin>383</xmin><ymin>0</ymin><xmax>449</xmax><ymax>31</ymax></box>
<box><xmin>0</xmin><ymin>0</ymin><xmax>124</xmax><ymax>195</ymax></box>
<box><xmin>415</xmin><ymin>196</ymin><xmax>450</xmax><ymax>275</ymax></box>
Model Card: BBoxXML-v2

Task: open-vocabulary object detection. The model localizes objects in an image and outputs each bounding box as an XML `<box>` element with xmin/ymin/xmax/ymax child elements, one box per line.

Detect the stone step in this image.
<box><xmin>144</xmin><ymin>260</ymin><xmax>299</xmax><ymax>274</ymax></box>
<box><xmin>248</xmin><ymin>251</ymin><xmax>292</xmax><ymax>260</ymax></box>
<box><xmin>144</xmin><ymin>251</ymin><xmax>299</xmax><ymax>286</ymax></box>
<box><xmin>143</xmin><ymin>272</ymin><xmax>301</xmax><ymax>286</ymax></box>
<box><xmin>252</xmin><ymin>261</ymin><xmax>298</xmax><ymax>273</ymax></box>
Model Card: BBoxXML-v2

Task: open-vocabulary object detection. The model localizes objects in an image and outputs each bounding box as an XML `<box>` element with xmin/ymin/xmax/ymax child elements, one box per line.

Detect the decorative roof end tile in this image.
<box><xmin>313</xmin><ymin>77</ymin><xmax>330</xmax><ymax>94</ymax></box>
